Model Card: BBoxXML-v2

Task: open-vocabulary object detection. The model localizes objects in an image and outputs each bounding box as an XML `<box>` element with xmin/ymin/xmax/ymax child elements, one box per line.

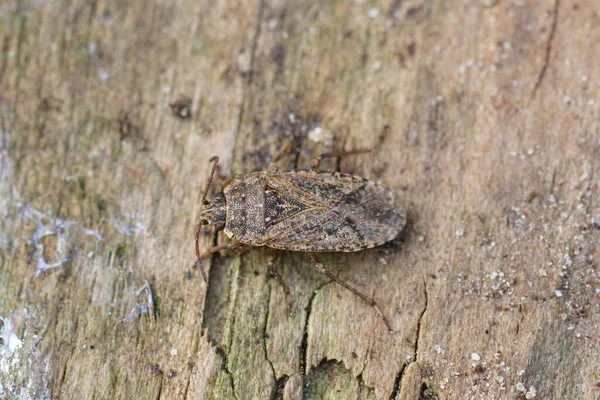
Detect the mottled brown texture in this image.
<box><xmin>207</xmin><ymin>168</ymin><xmax>406</xmax><ymax>251</ymax></box>
<box><xmin>1</xmin><ymin>0</ymin><xmax>599</xmax><ymax>399</ymax></box>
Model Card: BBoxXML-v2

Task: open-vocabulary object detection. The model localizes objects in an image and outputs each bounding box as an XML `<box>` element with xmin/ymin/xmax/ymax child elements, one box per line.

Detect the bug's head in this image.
<box><xmin>199</xmin><ymin>192</ymin><xmax>226</xmax><ymax>231</ymax></box>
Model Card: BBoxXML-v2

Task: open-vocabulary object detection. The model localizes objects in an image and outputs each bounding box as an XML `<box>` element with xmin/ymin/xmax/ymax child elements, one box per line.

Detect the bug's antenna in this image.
<box><xmin>195</xmin><ymin>222</ymin><xmax>208</xmax><ymax>282</ymax></box>
<box><xmin>311</xmin><ymin>149</ymin><xmax>371</xmax><ymax>169</ymax></box>
<box><xmin>194</xmin><ymin>156</ymin><xmax>219</xmax><ymax>283</ymax></box>
<box><xmin>201</xmin><ymin>156</ymin><xmax>219</xmax><ymax>205</ymax></box>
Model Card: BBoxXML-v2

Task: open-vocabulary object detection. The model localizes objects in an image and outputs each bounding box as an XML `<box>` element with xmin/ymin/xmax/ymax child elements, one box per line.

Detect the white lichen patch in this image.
<box><xmin>0</xmin><ymin>317</ymin><xmax>22</xmax><ymax>362</ymax></box>
<box><xmin>0</xmin><ymin>314</ymin><xmax>51</xmax><ymax>400</ymax></box>
<box><xmin>434</xmin><ymin>344</ymin><xmax>445</xmax><ymax>355</ymax></box>
<box><xmin>0</xmin><ymin>317</ymin><xmax>23</xmax><ymax>395</ymax></box>
<box><xmin>120</xmin><ymin>281</ymin><xmax>155</xmax><ymax>323</ymax></box>
<box><xmin>107</xmin><ymin>214</ymin><xmax>149</xmax><ymax>237</ymax></box>
<box><xmin>21</xmin><ymin>203</ymin><xmax>102</xmax><ymax>275</ymax></box>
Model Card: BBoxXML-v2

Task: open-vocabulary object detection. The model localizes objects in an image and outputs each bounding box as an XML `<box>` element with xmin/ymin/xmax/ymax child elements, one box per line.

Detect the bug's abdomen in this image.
<box><xmin>223</xmin><ymin>174</ymin><xmax>267</xmax><ymax>245</ymax></box>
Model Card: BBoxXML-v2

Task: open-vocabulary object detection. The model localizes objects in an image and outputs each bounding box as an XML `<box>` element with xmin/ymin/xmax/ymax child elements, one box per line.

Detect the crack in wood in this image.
<box><xmin>234</xmin><ymin>0</ymin><xmax>266</xmax><ymax>143</ymax></box>
<box><xmin>299</xmin><ymin>281</ymin><xmax>332</xmax><ymax>380</ymax></box>
<box><xmin>530</xmin><ymin>0</ymin><xmax>560</xmax><ymax>100</ymax></box>
<box><xmin>413</xmin><ymin>279</ymin><xmax>428</xmax><ymax>362</ymax></box>
<box><xmin>269</xmin><ymin>374</ymin><xmax>289</xmax><ymax>400</ymax></box>
<box><xmin>516</xmin><ymin>303</ymin><xmax>525</xmax><ymax>336</ymax></box>
<box><xmin>225</xmin><ymin>315</ymin><xmax>238</xmax><ymax>398</ymax></box>
<box><xmin>183</xmin><ymin>326</ymin><xmax>202</xmax><ymax>399</ymax></box>
<box><xmin>389</xmin><ymin>368</ymin><xmax>402</xmax><ymax>400</ymax></box>
<box><xmin>355</xmin><ymin>345</ymin><xmax>372</xmax><ymax>397</ymax></box>
<box><xmin>215</xmin><ymin>345</ymin><xmax>238</xmax><ymax>400</ymax></box>
<box><xmin>299</xmin><ymin>288</ymin><xmax>317</xmax><ymax>378</ymax></box>
<box><xmin>58</xmin><ymin>362</ymin><xmax>68</xmax><ymax>396</ymax></box>
<box><xmin>357</xmin><ymin>372</ymin><xmax>367</xmax><ymax>398</ymax></box>
<box><xmin>263</xmin><ymin>282</ymin><xmax>277</xmax><ymax>386</ymax></box>
<box><xmin>395</xmin><ymin>278</ymin><xmax>428</xmax><ymax>398</ymax></box>
<box><xmin>155</xmin><ymin>375</ymin><xmax>163</xmax><ymax>400</ymax></box>
<box><xmin>182</xmin><ymin>370</ymin><xmax>191</xmax><ymax>400</ymax></box>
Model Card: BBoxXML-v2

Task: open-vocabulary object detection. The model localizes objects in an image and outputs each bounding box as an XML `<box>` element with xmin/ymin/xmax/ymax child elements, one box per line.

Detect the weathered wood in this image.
<box><xmin>0</xmin><ymin>0</ymin><xmax>599</xmax><ymax>399</ymax></box>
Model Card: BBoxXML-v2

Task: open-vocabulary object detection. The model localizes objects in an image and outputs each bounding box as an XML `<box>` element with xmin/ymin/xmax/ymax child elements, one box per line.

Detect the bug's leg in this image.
<box><xmin>267</xmin><ymin>141</ymin><xmax>296</xmax><ymax>172</ymax></box>
<box><xmin>194</xmin><ymin>221</ymin><xmax>210</xmax><ymax>282</ymax></box>
<box><xmin>196</xmin><ymin>243</ymin><xmax>241</xmax><ymax>263</ymax></box>
<box><xmin>195</xmin><ymin>243</ymin><xmax>241</xmax><ymax>283</ymax></box>
<box><xmin>266</xmin><ymin>250</ymin><xmax>292</xmax><ymax>314</ymax></box>
<box><xmin>201</xmin><ymin>156</ymin><xmax>220</xmax><ymax>205</ymax></box>
<box><xmin>310</xmin><ymin>149</ymin><xmax>371</xmax><ymax>170</ymax></box>
<box><xmin>306</xmin><ymin>252</ymin><xmax>394</xmax><ymax>333</ymax></box>
<box><xmin>233</xmin><ymin>246</ymin><xmax>251</xmax><ymax>256</ymax></box>
<box><xmin>194</xmin><ymin>220</ymin><xmax>240</xmax><ymax>282</ymax></box>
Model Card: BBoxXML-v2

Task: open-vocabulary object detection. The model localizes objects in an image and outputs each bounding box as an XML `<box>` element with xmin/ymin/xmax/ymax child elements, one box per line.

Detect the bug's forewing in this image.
<box><xmin>264</xmin><ymin>170</ymin><xmax>406</xmax><ymax>252</ymax></box>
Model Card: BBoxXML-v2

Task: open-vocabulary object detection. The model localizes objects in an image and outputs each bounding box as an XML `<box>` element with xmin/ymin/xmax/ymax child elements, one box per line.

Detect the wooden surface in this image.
<box><xmin>0</xmin><ymin>0</ymin><xmax>599</xmax><ymax>399</ymax></box>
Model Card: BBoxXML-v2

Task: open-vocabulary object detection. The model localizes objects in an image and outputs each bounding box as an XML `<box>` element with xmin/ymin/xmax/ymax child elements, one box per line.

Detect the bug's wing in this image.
<box><xmin>264</xmin><ymin>170</ymin><xmax>406</xmax><ymax>252</ymax></box>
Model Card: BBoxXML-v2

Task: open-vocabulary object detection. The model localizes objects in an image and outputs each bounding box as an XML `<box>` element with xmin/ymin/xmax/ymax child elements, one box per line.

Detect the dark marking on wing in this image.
<box><xmin>264</xmin><ymin>185</ymin><xmax>308</xmax><ymax>228</ymax></box>
<box><xmin>325</xmin><ymin>226</ymin><xmax>339</xmax><ymax>236</ymax></box>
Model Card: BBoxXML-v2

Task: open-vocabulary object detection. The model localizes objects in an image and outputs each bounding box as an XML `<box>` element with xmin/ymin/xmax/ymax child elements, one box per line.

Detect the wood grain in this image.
<box><xmin>0</xmin><ymin>0</ymin><xmax>598</xmax><ymax>399</ymax></box>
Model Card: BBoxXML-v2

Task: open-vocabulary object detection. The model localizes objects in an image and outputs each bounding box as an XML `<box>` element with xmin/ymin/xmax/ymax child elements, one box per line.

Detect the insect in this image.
<box><xmin>195</xmin><ymin>155</ymin><xmax>406</xmax><ymax>332</ymax></box>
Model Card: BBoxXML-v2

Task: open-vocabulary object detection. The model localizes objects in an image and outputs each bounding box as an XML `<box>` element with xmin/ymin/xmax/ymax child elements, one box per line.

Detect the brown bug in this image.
<box><xmin>195</xmin><ymin>155</ymin><xmax>406</xmax><ymax>332</ymax></box>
